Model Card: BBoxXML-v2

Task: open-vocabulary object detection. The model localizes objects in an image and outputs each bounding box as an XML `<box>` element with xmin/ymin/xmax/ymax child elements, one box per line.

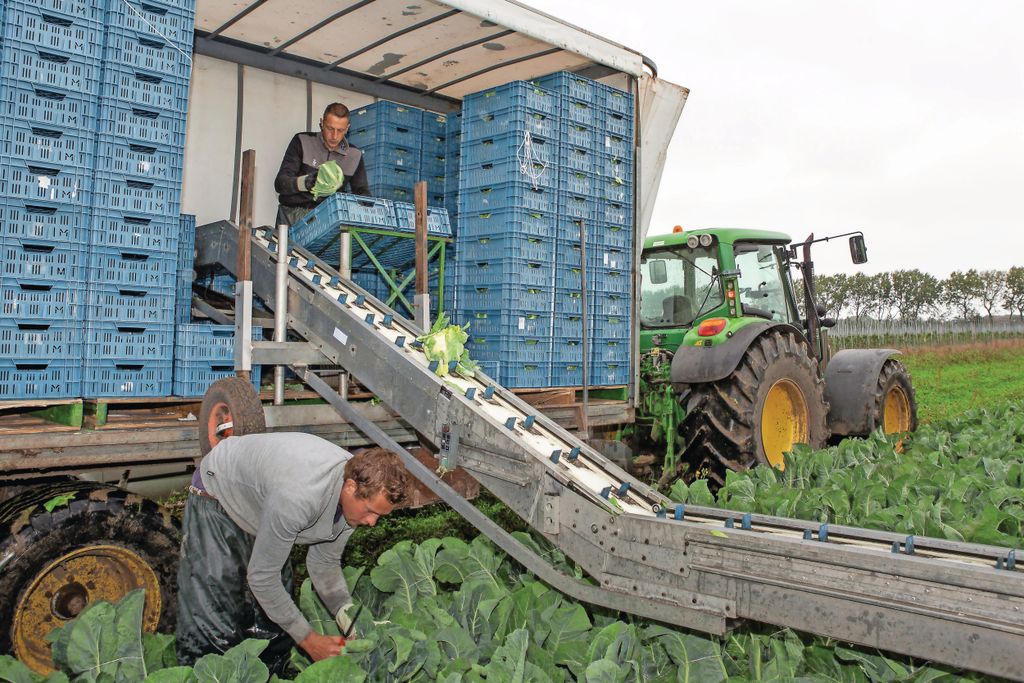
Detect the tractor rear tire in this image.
<box><xmin>680</xmin><ymin>328</ymin><xmax>829</xmax><ymax>480</ymax></box>
<box><xmin>199</xmin><ymin>376</ymin><xmax>266</xmax><ymax>455</ymax></box>
<box><xmin>0</xmin><ymin>483</ymin><xmax>180</xmax><ymax>673</ymax></box>
<box><xmin>873</xmin><ymin>359</ymin><xmax>918</xmax><ymax>434</ymax></box>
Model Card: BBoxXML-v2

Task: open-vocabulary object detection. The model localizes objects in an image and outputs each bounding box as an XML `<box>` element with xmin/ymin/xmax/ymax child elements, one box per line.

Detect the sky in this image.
<box><xmin>522</xmin><ymin>0</ymin><xmax>1024</xmax><ymax>277</ymax></box>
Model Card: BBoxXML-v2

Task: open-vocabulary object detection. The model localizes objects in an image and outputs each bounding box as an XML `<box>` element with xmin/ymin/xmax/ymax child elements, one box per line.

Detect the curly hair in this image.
<box><xmin>344</xmin><ymin>447</ymin><xmax>410</xmax><ymax>505</ymax></box>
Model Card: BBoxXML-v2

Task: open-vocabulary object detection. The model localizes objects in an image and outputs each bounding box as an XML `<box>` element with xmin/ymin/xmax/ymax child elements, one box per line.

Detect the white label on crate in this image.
<box><xmin>605</xmin><ymin>135</ymin><xmax>612</xmax><ymax>148</ymax></box>
<box><xmin>518</xmin><ymin>317</ymin><xmax>525</xmax><ymax>330</ymax></box>
<box><xmin>37</xmin><ymin>175</ymin><xmax>52</xmax><ymax>189</ymax></box>
<box><xmin>604</xmin><ymin>253</ymin><xmax>609</xmax><ymax>266</ymax></box>
<box><xmin>333</xmin><ymin>328</ymin><xmax>348</xmax><ymax>345</ymax></box>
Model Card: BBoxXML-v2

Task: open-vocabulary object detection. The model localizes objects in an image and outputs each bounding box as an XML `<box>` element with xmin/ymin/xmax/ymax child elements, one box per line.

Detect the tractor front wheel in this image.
<box><xmin>680</xmin><ymin>328</ymin><xmax>829</xmax><ymax>482</ymax></box>
<box><xmin>873</xmin><ymin>359</ymin><xmax>917</xmax><ymax>434</ymax></box>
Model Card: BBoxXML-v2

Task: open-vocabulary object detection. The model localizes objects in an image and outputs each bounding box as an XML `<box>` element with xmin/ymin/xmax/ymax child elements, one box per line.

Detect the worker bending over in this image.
<box><xmin>175</xmin><ymin>432</ymin><xmax>410</xmax><ymax>672</ymax></box>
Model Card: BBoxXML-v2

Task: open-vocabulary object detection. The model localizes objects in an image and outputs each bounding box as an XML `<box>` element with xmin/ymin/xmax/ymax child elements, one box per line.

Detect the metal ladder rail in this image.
<box><xmin>196</xmin><ymin>221</ymin><xmax>1024</xmax><ymax>679</ymax></box>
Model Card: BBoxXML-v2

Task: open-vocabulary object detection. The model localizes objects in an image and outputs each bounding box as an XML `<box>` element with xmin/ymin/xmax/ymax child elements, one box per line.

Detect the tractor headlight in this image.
<box><xmin>686</xmin><ymin>235</ymin><xmax>700</xmax><ymax>249</ymax></box>
<box><xmin>699</xmin><ymin>234</ymin><xmax>713</xmax><ymax>247</ymax></box>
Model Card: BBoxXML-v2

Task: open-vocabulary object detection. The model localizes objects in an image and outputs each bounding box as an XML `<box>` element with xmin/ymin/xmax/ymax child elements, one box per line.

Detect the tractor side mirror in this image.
<box><xmin>849</xmin><ymin>235</ymin><xmax>868</xmax><ymax>264</ymax></box>
<box><xmin>649</xmin><ymin>260</ymin><xmax>668</xmax><ymax>284</ymax></box>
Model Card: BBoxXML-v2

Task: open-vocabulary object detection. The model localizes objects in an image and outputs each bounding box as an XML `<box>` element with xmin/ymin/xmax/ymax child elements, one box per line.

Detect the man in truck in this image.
<box><xmin>274</xmin><ymin>102</ymin><xmax>372</xmax><ymax>228</ymax></box>
<box><xmin>175</xmin><ymin>432</ymin><xmax>410</xmax><ymax>672</ymax></box>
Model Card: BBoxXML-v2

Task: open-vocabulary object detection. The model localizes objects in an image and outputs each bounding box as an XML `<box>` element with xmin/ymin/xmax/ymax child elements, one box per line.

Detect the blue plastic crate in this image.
<box><xmin>466</xmin><ymin>334</ymin><xmax>550</xmax><ymax>363</ymax></box>
<box><xmin>562</xmin><ymin>96</ymin><xmax>598</xmax><ymax>127</ymax></box>
<box><xmin>89</xmin><ymin>208</ymin><xmax>180</xmax><ymax>253</ymax></box>
<box><xmin>0</xmin><ymin>198</ymin><xmax>89</xmax><ymax>243</ymax></box>
<box><xmin>464</xmin><ymin>81</ymin><xmax>559</xmax><ymax>117</ymax></box>
<box><xmin>591</xmin><ymin>313</ymin><xmax>630</xmax><ymax>341</ymax></box>
<box><xmin>87</xmin><ymin>246</ymin><xmax>177</xmax><ymax>287</ymax></box>
<box><xmin>463</xmin><ymin>104</ymin><xmax>559</xmax><ymax>142</ymax></box>
<box><xmin>2</xmin><ymin>83</ymin><xmax>97</xmax><ymax>129</ymax></box>
<box><xmin>559</xmin><ymin>169</ymin><xmax>597</xmax><ymax>196</ymax></box>
<box><xmin>454</xmin><ymin>283</ymin><xmax>553</xmax><ymax>314</ymax></box>
<box><xmin>458</xmin><ymin>206</ymin><xmax>557</xmax><ymax>239</ymax></box>
<box><xmin>174</xmin><ymin>323</ymin><xmax>262</xmax><ymax>362</ymax></box>
<box><xmin>461</xmin><ymin>133</ymin><xmax>557</xmax><ymax>166</ymax></box>
<box><xmin>173</xmin><ymin>361</ymin><xmax>261</xmax><ymax>398</ymax></box>
<box><xmin>552</xmin><ymin>337</ymin><xmax>584</xmax><ymax>363</ymax></box>
<box><xmin>555</xmin><ymin>240</ymin><xmax>582</xmax><ymax>269</ymax></box>
<box><xmin>362</xmin><ymin>142</ymin><xmax>419</xmax><ymax>170</ymax></box>
<box><xmin>0</xmin><ymin>159</ymin><xmax>91</xmax><ymax>204</ymax></box>
<box><xmin>420</xmin><ymin>153</ymin><xmax>446</xmax><ymax>179</ymax></box>
<box><xmin>558</xmin><ymin>191</ymin><xmax>596</xmax><ymax>221</ymax></box>
<box><xmin>560</xmin><ymin>123</ymin><xmax>598</xmax><ymax>151</ymax></box>
<box><xmin>552</xmin><ymin>309</ymin><xmax>583</xmax><ymax>336</ymax></box>
<box><xmin>96</xmin><ymin>102</ymin><xmax>187</xmax><ymax>148</ymax></box>
<box><xmin>94</xmin><ymin>136</ymin><xmax>183</xmax><ymax>184</ymax></box>
<box><xmin>590</xmin><ymin>360</ymin><xmax>629</xmax><ymax>387</ymax></box>
<box><xmin>105</xmin><ymin>0</ymin><xmax>196</xmax><ymax>51</ymax></box>
<box><xmin>589</xmin><ymin>245</ymin><xmax>630</xmax><ymax>272</ymax></box>
<box><xmin>560</xmin><ymin>145</ymin><xmax>596</xmax><ymax>173</ymax></box>
<box><xmin>348</xmin><ymin>124</ymin><xmax>422</xmax><ymax>150</ymax></box>
<box><xmin>100</xmin><ymin>64</ymin><xmax>190</xmax><ymax>114</ymax></box>
<box><xmin>603</xmin><ymin>107</ymin><xmax>634</xmax><ymax>138</ymax></box>
<box><xmin>554</xmin><ymin>263</ymin><xmax>629</xmax><ymax>293</ymax></box>
<box><xmin>532</xmin><ymin>71</ymin><xmax>601</xmax><ymax>102</ymax></box>
<box><xmin>467</xmin><ymin>256</ymin><xmax>554</xmax><ymax>289</ymax></box>
<box><xmin>550</xmin><ymin>360</ymin><xmax>583</xmax><ymax>387</ymax></box>
<box><xmin>5</xmin><ymin>0</ymin><xmax>105</xmax><ymax>25</ymax></box>
<box><xmin>290</xmin><ymin>192</ymin><xmax>395</xmax><ymax>251</ymax></box>
<box><xmin>594</xmin><ymin>152</ymin><xmax>633</xmax><ymax>185</ymax></box>
<box><xmin>590</xmin><ymin>219</ymin><xmax>631</xmax><ymax>250</ymax></box>
<box><xmin>0</xmin><ymin>40</ymin><xmax>102</xmax><ymax>94</ymax></box>
<box><xmin>0</xmin><ymin>119</ymin><xmax>96</xmax><ymax>169</ymax></box>
<box><xmin>589</xmin><ymin>337</ymin><xmax>629</xmax><ymax>364</ymax></box>
<box><xmin>604</xmin><ymin>86</ymin><xmax>633</xmax><ymax>116</ymax></box>
<box><xmin>592</xmin><ymin>289</ymin><xmax>630</xmax><ymax>318</ymax></box>
<box><xmin>460</xmin><ymin>155</ymin><xmax>558</xmax><ymax>192</ymax></box>
<box><xmin>3</xmin><ymin>4</ymin><xmax>104</xmax><ymax>57</ymax></box>
<box><xmin>0</xmin><ymin>319</ymin><xmax>82</xmax><ymax>357</ymax></box>
<box><xmin>349</xmin><ymin>100</ymin><xmax>424</xmax><ymax>131</ymax></box>
<box><xmin>84</xmin><ymin>320</ymin><xmax>173</xmax><ymax>359</ymax></box>
<box><xmin>82</xmin><ymin>358</ymin><xmax>172</xmax><ymax>397</ymax></box>
<box><xmin>85</xmin><ymin>283</ymin><xmax>174</xmax><ymax>324</ymax></box>
<box><xmin>178</xmin><ymin>213</ymin><xmax>196</xmax><ymax>261</ymax></box>
<box><xmin>1</xmin><ymin>279</ymin><xmax>84</xmax><ymax>320</ymax></box>
<box><xmin>462</xmin><ymin>309</ymin><xmax>552</xmax><ymax>338</ymax></box>
<box><xmin>604</xmin><ymin>132</ymin><xmax>632</xmax><ymax>158</ymax></box>
<box><xmin>602</xmin><ymin>201</ymin><xmax>631</xmax><ymax>226</ymax></box>
<box><xmin>2</xmin><ymin>238</ymin><xmax>85</xmax><ymax>281</ymax></box>
<box><xmin>600</xmin><ymin>176</ymin><xmax>633</xmax><ymax>205</ymax></box>
<box><xmin>460</xmin><ymin>182</ymin><xmax>555</xmax><ymax>215</ymax></box>
<box><xmin>174</xmin><ymin>275</ymin><xmax>192</xmax><ymax>323</ymax></box>
<box><xmin>422</xmin><ymin>110</ymin><xmax>447</xmax><ymax>137</ymax></box>
<box><xmin>393</xmin><ymin>202</ymin><xmax>451</xmax><ymax>236</ymax></box>
<box><xmin>367</xmin><ymin>163</ymin><xmax>417</xmax><ymax>186</ymax></box>
<box><xmin>92</xmin><ymin>172</ymin><xmax>180</xmax><ymax>217</ymax></box>
<box><xmin>103</xmin><ymin>25</ymin><xmax>193</xmax><ymax>79</ymax></box>
<box><xmin>460</xmin><ymin>234</ymin><xmax>553</xmax><ymax>263</ymax></box>
<box><xmin>0</xmin><ymin>358</ymin><xmax>81</xmax><ymax>398</ymax></box>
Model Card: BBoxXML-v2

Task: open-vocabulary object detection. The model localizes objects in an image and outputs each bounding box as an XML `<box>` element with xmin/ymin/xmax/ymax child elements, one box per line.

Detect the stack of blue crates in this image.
<box><xmin>534</xmin><ymin>71</ymin><xmax>634</xmax><ymax>387</ymax></box>
<box><xmin>347</xmin><ymin>101</ymin><xmax>423</xmax><ymax>204</ymax></box>
<box><xmin>82</xmin><ymin>0</ymin><xmax>195</xmax><ymax>397</ymax></box>
<box><xmin>456</xmin><ymin>81</ymin><xmax>562</xmax><ymax>388</ymax></box>
<box><xmin>173</xmin><ymin>323</ymin><xmax>261</xmax><ymax>398</ymax></box>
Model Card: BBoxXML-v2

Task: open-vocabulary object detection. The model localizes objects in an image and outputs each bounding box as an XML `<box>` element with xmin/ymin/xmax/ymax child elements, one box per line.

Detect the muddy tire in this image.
<box><xmin>873</xmin><ymin>359</ymin><xmax>918</xmax><ymax>434</ymax></box>
<box><xmin>680</xmin><ymin>328</ymin><xmax>829</xmax><ymax>480</ymax></box>
<box><xmin>199</xmin><ymin>376</ymin><xmax>266</xmax><ymax>455</ymax></box>
<box><xmin>0</xmin><ymin>483</ymin><xmax>180</xmax><ymax>673</ymax></box>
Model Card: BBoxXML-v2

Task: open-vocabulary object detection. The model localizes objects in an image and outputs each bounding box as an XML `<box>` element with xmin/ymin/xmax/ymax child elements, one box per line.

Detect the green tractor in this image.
<box><xmin>636</xmin><ymin>227</ymin><xmax>917</xmax><ymax>486</ymax></box>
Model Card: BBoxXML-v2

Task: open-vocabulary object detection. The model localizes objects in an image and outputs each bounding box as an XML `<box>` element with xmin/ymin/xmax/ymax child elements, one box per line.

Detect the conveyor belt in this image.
<box><xmin>196</xmin><ymin>221</ymin><xmax>1024</xmax><ymax>680</ymax></box>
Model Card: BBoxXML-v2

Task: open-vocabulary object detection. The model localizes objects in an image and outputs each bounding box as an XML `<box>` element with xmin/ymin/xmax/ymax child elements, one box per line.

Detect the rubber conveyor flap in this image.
<box><xmin>195</xmin><ymin>221</ymin><xmax>1024</xmax><ymax>681</ymax></box>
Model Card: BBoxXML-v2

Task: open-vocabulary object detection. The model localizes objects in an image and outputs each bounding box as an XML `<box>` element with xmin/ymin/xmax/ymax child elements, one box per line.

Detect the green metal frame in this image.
<box><xmin>348</xmin><ymin>229</ymin><xmax>448</xmax><ymax>318</ymax></box>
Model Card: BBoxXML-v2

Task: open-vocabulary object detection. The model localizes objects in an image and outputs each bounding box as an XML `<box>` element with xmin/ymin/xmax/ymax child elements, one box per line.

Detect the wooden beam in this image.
<box><xmin>236</xmin><ymin>149</ymin><xmax>256</xmax><ymax>382</ymax></box>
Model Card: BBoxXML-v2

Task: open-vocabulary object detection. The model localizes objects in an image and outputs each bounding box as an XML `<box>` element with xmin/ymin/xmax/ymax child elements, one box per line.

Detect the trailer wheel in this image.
<box><xmin>199</xmin><ymin>376</ymin><xmax>266</xmax><ymax>455</ymax></box>
<box><xmin>874</xmin><ymin>359</ymin><xmax>917</xmax><ymax>434</ymax></box>
<box><xmin>0</xmin><ymin>484</ymin><xmax>180</xmax><ymax>673</ymax></box>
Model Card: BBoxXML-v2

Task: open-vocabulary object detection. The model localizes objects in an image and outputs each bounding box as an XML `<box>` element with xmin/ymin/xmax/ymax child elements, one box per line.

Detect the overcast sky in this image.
<box><xmin>523</xmin><ymin>0</ymin><xmax>1024</xmax><ymax>277</ymax></box>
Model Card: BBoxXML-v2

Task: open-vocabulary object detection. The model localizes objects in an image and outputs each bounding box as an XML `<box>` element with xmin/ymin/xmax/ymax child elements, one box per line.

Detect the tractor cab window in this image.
<box><xmin>733</xmin><ymin>243</ymin><xmax>795</xmax><ymax>323</ymax></box>
<box><xmin>640</xmin><ymin>247</ymin><xmax>723</xmax><ymax>328</ymax></box>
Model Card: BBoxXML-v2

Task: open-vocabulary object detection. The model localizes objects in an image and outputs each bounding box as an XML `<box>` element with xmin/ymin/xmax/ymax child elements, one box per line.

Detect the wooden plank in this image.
<box><xmin>236</xmin><ymin>148</ymin><xmax>255</xmax><ymax>383</ymax></box>
<box><xmin>414</xmin><ymin>180</ymin><xmax>428</xmax><ymax>296</ymax></box>
<box><xmin>0</xmin><ymin>398</ymin><xmax>80</xmax><ymax>410</ymax></box>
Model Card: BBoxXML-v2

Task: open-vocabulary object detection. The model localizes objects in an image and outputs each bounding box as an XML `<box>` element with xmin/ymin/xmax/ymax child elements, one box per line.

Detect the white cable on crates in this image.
<box><xmin>117</xmin><ymin>0</ymin><xmax>193</xmax><ymax>64</ymax></box>
<box><xmin>515</xmin><ymin>131</ymin><xmax>548</xmax><ymax>191</ymax></box>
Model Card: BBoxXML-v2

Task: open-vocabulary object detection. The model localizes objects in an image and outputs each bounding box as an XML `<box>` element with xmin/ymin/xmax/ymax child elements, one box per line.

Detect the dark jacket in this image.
<box><xmin>274</xmin><ymin>132</ymin><xmax>370</xmax><ymax>208</ymax></box>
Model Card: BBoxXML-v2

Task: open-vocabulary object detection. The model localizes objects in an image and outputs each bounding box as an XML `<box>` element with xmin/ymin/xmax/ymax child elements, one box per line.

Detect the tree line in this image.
<box><xmin>806</xmin><ymin>267</ymin><xmax>1024</xmax><ymax>322</ymax></box>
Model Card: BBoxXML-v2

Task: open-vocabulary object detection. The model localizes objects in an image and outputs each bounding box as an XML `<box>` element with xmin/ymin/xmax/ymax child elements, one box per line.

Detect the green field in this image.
<box><xmin>901</xmin><ymin>341</ymin><xmax>1024</xmax><ymax>424</ymax></box>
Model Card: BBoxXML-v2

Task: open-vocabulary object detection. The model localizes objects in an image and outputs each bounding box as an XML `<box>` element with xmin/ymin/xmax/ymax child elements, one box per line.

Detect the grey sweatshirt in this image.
<box><xmin>200</xmin><ymin>432</ymin><xmax>354</xmax><ymax>643</ymax></box>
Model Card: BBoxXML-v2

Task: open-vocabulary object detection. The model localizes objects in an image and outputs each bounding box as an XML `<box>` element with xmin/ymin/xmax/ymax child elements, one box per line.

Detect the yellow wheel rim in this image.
<box><xmin>760</xmin><ymin>379</ymin><xmax>810</xmax><ymax>469</ymax></box>
<box><xmin>883</xmin><ymin>384</ymin><xmax>912</xmax><ymax>433</ymax></box>
<box><xmin>13</xmin><ymin>545</ymin><xmax>161</xmax><ymax>674</ymax></box>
